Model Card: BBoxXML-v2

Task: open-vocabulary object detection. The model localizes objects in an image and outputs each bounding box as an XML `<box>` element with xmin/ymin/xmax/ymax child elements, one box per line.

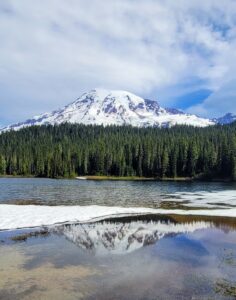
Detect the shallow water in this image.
<box><xmin>0</xmin><ymin>178</ymin><xmax>236</xmax><ymax>208</ymax></box>
<box><xmin>0</xmin><ymin>217</ymin><xmax>236</xmax><ymax>299</ymax></box>
<box><xmin>0</xmin><ymin>178</ymin><xmax>236</xmax><ymax>299</ymax></box>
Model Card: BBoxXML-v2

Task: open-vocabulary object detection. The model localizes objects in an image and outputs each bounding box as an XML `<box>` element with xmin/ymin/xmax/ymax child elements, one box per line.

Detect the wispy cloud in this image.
<box><xmin>0</xmin><ymin>0</ymin><xmax>236</xmax><ymax>124</ymax></box>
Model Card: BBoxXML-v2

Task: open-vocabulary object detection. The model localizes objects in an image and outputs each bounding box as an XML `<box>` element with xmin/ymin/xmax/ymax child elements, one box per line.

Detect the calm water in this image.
<box><xmin>0</xmin><ymin>217</ymin><xmax>236</xmax><ymax>299</ymax></box>
<box><xmin>0</xmin><ymin>177</ymin><xmax>236</xmax><ymax>207</ymax></box>
<box><xmin>1</xmin><ymin>178</ymin><xmax>236</xmax><ymax>299</ymax></box>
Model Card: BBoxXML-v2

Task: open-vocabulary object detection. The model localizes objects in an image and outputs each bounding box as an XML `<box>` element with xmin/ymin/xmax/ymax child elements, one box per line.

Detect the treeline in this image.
<box><xmin>0</xmin><ymin>123</ymin><xmax>236</xmax><ymax>180</ymax></box>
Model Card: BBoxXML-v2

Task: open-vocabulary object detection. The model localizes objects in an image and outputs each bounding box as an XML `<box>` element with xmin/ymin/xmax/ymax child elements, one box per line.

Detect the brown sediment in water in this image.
<box><xmin>11</xmin><ymin>229</ymin><xmax>49</xmax><ymax>242</ymax></box>
<box><xmin>0</xmin><ymin>248</ymin><xmax>100</xmax><ymax>300</ymax></box>
<box><xmin>6</xmin><ymin>199</ymin><xmax>43</xmax><ymax>205</ymax></box>
<box><xmin>159</xmin><ymin>200</ymin><xmax>219</xmax><ymax>210</ymax></box>
<box><xmin>215</xmin><ymin>279</ymin><xmax>236</xmax><ymax>297</ymax></box>
<box><xmin>5</xmin><ymin>199</ymin><xmax>58</xmax><ymax>206</ymax></box>
<box><xmin>210</xmin><ymin>202</ymin><xmax>236</xmax><ymax>208</ymax></box>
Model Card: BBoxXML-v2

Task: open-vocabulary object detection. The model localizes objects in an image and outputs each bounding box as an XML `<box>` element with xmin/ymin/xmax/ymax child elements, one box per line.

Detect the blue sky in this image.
<box><xmin>0</xmin><ymin>0</ymin><xmax>236</xmax><ymax>126</ymax></box>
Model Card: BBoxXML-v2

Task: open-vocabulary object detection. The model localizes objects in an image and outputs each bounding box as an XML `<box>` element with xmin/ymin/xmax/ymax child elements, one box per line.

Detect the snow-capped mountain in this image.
<box><xmin>0</xmin><ymin>89</ymin><xmax>216</xmax><ymax>132</ymax></box>
<box><xmin>54</xmin><ymin>220</ymin><xmax>211</xmax><ymax>256</ymax></box>
<box><xmin>214</xmin><ymin>113</ymin><xmax>236</xmax><ymax>125</ymax></box>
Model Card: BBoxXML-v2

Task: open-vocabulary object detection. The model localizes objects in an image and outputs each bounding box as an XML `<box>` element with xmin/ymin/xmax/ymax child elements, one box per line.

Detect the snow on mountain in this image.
<box><xmin>54</xmin><ymin>220</ymin><xmax>211</xmax><ymax>256</ymax></box>
<box><xmin>214</xmin><ymin>113</ymin><xmax>236</xmax><ymax>125</ymax></box>
<box><xmin>0</xmin><ymin>88</ymin><xmax>215</xmax><ymax>132</ymax></box>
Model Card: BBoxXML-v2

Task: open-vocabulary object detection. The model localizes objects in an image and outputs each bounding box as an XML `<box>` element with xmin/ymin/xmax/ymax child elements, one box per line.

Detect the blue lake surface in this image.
<box><xmin>0</xmin><ymin>177</ymin><xmax>236</xmax><ymax>207</ymax></box>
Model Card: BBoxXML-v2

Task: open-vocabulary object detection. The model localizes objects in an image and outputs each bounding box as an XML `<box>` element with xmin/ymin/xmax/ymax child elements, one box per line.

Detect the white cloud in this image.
<box><xmin>0</xmin><ymin>0</ymin><xmax>236</xmax><ymax>123</ymax></box>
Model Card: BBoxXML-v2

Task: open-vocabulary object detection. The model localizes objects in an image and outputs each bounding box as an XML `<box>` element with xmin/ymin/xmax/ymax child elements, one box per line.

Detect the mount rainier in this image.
<box><xmin>0</xmin><ymin>89</ymin><xmax>234</xmax><ymax>131</ymax></box>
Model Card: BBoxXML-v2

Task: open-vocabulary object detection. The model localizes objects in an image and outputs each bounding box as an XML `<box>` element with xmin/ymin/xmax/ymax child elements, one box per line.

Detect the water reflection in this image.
<box><xmin>0</xmin><ymin>218</ymin><xmax>236</xmax><ymax>299</ymax></box>
<box><xmin>53</xmin><ymin>219</ymin><xmax>212</xmax><ymax>256</ymax></box>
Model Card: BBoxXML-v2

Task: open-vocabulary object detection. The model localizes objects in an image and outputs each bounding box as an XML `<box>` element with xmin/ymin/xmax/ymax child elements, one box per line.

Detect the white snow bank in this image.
<box><xmin>0</xmin><ymin>204</ymin><xmax>236</xmax><ymax>230</ymax></box>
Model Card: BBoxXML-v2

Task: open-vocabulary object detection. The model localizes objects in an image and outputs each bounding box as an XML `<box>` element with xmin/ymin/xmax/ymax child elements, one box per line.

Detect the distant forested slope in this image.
<box><xmin>0</xmin><ymin>123</ymin><xmax>235</xmax><ymax>180</ymax></box>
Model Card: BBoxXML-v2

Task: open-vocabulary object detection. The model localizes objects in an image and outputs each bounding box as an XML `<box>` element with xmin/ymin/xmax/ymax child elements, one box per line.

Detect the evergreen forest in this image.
<box><xmin>0</xmin><ymin>123</ymin><xmax>235</xmax><ymax>180</ymax></box>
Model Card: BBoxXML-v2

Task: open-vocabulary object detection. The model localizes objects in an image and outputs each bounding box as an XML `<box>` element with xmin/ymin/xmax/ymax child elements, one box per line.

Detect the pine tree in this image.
<box><xmin>187</xmin><ymin>142</ymin><xmax>198</xmax><ymax>177</ymax></box>
<box><xmin>0</xmin><ymin>155</ymin><xmax>6</xmax><ymax>175</ymax></box>
<box><xmin>169</xmin><ymin>149</ymin><xmax>177</xmax><ymax>178</ymax></box>
<box><xmin>161</xmin><ymin>150</ymin><xmax>169</xmax><ymax>178</ymax></box>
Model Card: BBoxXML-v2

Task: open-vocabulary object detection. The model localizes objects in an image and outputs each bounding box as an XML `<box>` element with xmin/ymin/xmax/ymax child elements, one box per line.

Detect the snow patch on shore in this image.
<box><xmin>0</xmin><ymin>204</ymin><xmax>236</xmax><ymax>230</ymax></box>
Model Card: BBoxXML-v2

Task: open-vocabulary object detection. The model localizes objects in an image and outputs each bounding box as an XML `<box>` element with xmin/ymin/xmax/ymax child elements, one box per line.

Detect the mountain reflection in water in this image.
<box><xmin>53</xmin><ymin>219</ymin><xmax>212</xmax><ymax>256</ymax></box>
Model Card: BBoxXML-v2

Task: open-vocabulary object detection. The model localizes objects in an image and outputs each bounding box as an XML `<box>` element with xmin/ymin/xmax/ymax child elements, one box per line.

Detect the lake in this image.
<box><xmin>0</xmin><ymin>178</ymin><xmax>236</xmax><ymax>299</ymax></box>
<box><xmin>0</xmin><ymin>177</ymin><xmax>236</xmax><ymax>207</ymax></box>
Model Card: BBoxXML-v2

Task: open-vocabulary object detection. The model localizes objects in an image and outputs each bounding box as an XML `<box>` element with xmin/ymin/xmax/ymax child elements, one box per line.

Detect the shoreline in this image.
<box><xmin>0</xmin><ymin>175</ymin><xmax>234</xmax><ymax>182</ymax></box>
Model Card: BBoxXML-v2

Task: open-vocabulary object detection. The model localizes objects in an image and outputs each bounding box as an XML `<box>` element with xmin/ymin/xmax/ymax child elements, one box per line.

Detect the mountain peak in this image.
<box><xmin>214</xmin><ymin>112</ymin><xmax>236</xmax><ymax>125</ymax></box>
<box><xmin>0</xmin><ymin>89</ymin><xmax>216</xmax><ymax>132</ymax></box>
